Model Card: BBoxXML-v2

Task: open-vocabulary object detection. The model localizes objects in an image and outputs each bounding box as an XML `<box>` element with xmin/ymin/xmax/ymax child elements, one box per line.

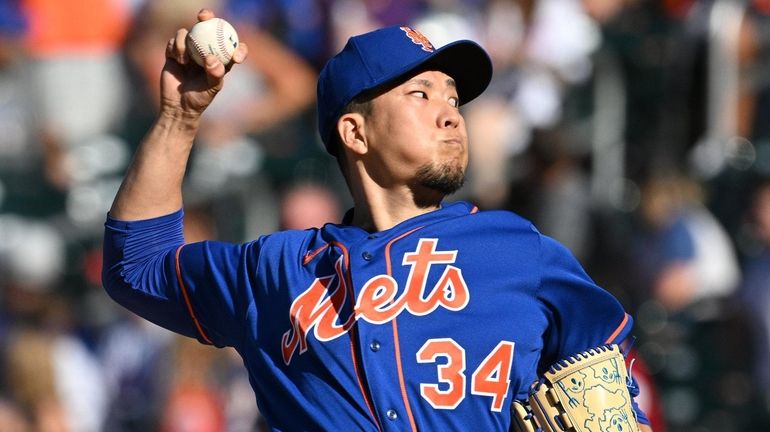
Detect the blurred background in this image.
<box><xmin>0</xmin><ymin>0</ymin><xmax>768</xmax><ymax>430</ymax></box>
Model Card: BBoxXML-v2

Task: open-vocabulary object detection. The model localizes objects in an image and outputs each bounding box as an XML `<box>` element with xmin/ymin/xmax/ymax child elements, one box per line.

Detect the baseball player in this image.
<box><xmin>103</xmin><ymin>9</ymin><xmax>653</xmax><ymax>431</ymax></box>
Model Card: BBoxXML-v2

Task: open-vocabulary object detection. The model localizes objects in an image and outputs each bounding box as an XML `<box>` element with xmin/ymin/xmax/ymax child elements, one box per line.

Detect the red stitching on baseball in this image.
<box><xmin>187</xmin><ymin>33</ymin><xmax>207</xmax><ymax>64</ymax></box>
<box><xmin>216</xmin><ymin>19</ymin><xmax>232</xmax><ymax>64</ymax></box>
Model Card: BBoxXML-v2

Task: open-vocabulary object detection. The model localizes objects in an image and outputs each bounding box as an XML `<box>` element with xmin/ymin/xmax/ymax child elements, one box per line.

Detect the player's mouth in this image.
<box><xmin>442</xmin><ymin>137</ymin><xmax>465</xmax><ymax>149</ymax></box>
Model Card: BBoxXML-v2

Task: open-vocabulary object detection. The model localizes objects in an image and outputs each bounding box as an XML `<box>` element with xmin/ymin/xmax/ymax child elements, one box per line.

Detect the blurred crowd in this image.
<box><xmin>0</xmin><ymin>0</ymin><xmax>769</xmax><ymax>431</ymax></box>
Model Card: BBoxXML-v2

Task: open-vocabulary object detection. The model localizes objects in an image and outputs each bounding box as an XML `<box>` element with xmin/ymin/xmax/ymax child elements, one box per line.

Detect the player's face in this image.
<box><xmin>363</xmin><ymin>69</ymin><xmax>468</xmax><ymax>196</ymax></box>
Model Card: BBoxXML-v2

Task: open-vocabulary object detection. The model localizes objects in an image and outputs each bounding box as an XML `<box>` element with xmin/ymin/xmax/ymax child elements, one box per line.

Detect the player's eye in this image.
<box><xmin>448</xmin><ymin>96</ymin><xmax>459</xmax><ymax>107</ymax></box>
<box><xmin>410</xmin><ymin>91</ymin><xmax>427</xmax><ymax>99</ymax></box>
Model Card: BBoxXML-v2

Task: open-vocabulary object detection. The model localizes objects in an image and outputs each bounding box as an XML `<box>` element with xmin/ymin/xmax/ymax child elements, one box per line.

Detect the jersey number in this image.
<box><xmin>416</xmin><ymin>339</ymin><xmax>515</xmax><ymax>412</ymax></box>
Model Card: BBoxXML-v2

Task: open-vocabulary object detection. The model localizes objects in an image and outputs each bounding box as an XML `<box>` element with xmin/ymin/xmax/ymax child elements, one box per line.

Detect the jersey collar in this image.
<box><xmin>331</xmin><ymin>200</ymin><xmax>477</xmax><ymax>238</ymax></box>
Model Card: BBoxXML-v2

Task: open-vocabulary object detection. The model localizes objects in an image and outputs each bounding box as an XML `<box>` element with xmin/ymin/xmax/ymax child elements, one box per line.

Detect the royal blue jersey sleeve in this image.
<box><xmin>171</xmin><ymin>236</ymin><xmax>265</xmax><ymax>347</ymax></box>
<box><xmin>536</xmin><ymin>234</ymin><xmax>632</xmax><ymax>365</ymax></box>
<box><xmin>103</xmin><ymin>210</ymin><xmax>197</xmax><ymax>338</ymax></box>
<box><xmin>102</xmin><ymin>210</ymin><xmax>263</xmax><ymax>348</ymax></box>
<box><xmin>535</xmin><ymin>233</ymin><xmax>648</xmax><ymax>424</ymax></box>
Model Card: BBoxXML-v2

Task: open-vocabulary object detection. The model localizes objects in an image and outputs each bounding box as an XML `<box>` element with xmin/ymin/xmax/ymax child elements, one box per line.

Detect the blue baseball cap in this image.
<box><xmin>317</xmin><ymin>25</ymin><xmax>493</xmax><ymax>153</ymax></box>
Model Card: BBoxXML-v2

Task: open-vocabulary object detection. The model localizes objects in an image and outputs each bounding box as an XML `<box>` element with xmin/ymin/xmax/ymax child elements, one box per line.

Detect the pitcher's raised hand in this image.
<box><xmin>159</xmin><ymin>9</ymin><xmax>248</xmax><ymax>117</ymax></box>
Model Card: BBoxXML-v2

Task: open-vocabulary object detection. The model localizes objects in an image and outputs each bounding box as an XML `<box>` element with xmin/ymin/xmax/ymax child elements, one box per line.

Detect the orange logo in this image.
<box><xmin>400</xmin><ymin>26</ymin><xmax>434</xmax><ymax>52</ymax></box>
<box><xmin>281</xmin><ymin>239</ymin><xmax>470</xmax><ymax>365</ymax></box>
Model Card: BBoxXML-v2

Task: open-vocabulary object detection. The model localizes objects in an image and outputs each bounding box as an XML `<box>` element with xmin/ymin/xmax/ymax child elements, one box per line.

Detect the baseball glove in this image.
<box><xmin>510</xmin><ymin>344</ymin><xmax>641</xmax><ymax>432</ymax></box>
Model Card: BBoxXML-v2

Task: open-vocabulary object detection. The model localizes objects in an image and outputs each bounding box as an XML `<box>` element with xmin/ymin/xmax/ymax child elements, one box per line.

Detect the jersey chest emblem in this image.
<box><xmin>281</xmin><ymin>239</ymin><xmax>469</xmax><ymax>365</ymax></box>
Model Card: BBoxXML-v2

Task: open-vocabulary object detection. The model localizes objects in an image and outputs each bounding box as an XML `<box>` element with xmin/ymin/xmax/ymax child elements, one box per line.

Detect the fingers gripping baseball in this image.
<box><xmin>173</xmin><ymin>29</ymin><xmax>189</xmax><ymax>64</ymax></box>
<box><xmin>197</xmin><ymin>8</ymin><xmax>215</xmax><ymax>23</ymax></box>
<box><xmin>159</xmin><ymin>9</ymin><xmax>247</xmax><ymax>116</ymax></box>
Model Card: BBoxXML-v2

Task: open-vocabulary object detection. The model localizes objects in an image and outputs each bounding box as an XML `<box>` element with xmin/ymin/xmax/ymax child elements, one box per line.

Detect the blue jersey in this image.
<box><xmin>103</xmin><ymin>201</ymin><xmax>646</xmax><ymax>431</ymax></box>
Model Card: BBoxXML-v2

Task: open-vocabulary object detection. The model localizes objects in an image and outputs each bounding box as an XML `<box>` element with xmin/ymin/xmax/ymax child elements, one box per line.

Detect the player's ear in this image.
<box><xmin>337</xmin><ymin>113</ymin><xmax>367</xmax><ymax>156</ymax></box>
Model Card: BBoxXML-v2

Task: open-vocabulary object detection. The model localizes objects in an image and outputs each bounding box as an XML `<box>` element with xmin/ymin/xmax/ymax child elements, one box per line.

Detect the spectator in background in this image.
<box><xmin>4</xmin><ymin>328</ymin><xmax>66</xmax><ymax>432</ymax></box>
<box><xmin>4</xmin><ymin>326</ymin><xmax>108</xmax><ymax>432</ymax></box>
<box><xmin>159</xmin><ymin>337</ymin><xmax>227</xmax><ymax>432</ymax></box>
<box><xmin>278</xmin><ymin>182</ymin><xmax>341</xmax><ymax>230</ymax></box>
<box><xmin>98</xmin><ymin>313</ymin><xmax>174</xmax><ymax>432</ymax></box>
<box><xmin>0</xmin><ymin>0</ymin><xmax>57</xmax><ymax>217</ymax></box>
<box><xmin>631</xmin><ymin>172</ymin><xmax>739</xmax><ymax>313</ymax></box>
<box><xmin>19</xmin><ymin>0</ymin><xmax>136</xmax><ymax>227</ymax></box>
<box><xmin>0</xmin><ymin>217</ymin><xmax>108</xmax><ymax>432</ymax></box>
<box><xmin>197</xmin><ymin>5</ymin><xmax>319</xmax><ymax>194</ymax></box>
<box><xmin>224</xmin><ymin>0</ymin><xmax>335</xmax><ymax>71</ymax></box>
<box><xmin>629</xmin><ymin>171</ymin><xmax>751</xmax><ymax>431</ymax></box>
<box><xmin>22</xmin><ymin>0</ymin><xmax>132</xmax><ymax>151</ymax></box>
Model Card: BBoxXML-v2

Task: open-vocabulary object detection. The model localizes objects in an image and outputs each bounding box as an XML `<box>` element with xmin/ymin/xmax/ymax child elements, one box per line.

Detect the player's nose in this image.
<box><xmin>437</xmin><ymin>104</ymin><xmax>461</xmax><ymax>129</ymax></box>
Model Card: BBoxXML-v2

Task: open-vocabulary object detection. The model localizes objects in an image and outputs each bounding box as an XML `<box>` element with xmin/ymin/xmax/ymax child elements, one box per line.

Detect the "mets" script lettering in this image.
<box><xmin>281</xmin><ymin>239</ymin><xmax>469</xmax><ymax>365</ymax></box>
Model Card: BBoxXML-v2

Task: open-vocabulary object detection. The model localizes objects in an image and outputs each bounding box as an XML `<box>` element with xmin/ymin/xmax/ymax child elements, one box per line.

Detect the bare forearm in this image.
<box><xmin>110</xmin><ymin>111</ymin><xmax>201</xmax><ymax>220</ymax></box>
<box><xmin>109</xmin><ymin>8</ymin><xmax>245</xmax><ymax>221</ymax></box>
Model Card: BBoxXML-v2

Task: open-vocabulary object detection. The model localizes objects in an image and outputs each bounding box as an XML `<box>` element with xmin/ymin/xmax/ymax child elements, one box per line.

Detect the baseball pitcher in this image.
<box><xmin>103</xmin><ymin>9</ymin><xmax>653</xmax><ymax>431</ymax></box>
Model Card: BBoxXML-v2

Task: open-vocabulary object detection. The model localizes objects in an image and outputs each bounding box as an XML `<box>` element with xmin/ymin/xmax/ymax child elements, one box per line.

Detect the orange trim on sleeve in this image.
<box><xmin>175</xmin><ymin>245</ymin><xmax>214</xmax><ymax>345</ymax></box>
<box><xmin>604</xmin><ymin>313</ymin><xmax>630</xmax><ymax>345</ymax></box>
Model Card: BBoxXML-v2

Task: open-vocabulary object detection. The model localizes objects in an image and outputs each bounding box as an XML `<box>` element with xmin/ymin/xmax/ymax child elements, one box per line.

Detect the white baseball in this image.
<box><xmin>186</xmin><ymin>18</ymin><xmax>239</xmax><ymax>67</ymax></box>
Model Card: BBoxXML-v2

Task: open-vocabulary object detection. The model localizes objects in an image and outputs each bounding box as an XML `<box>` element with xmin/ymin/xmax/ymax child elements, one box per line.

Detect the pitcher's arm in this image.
<box><xmin>110</xmin><ymin>9</ymin><xmax>247</xmax><ymax>221</ymax></box>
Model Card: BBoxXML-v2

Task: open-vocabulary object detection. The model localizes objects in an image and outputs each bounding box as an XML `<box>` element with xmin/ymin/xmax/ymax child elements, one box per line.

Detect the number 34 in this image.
<box><xmin>416</xmin><ymin>338</ymin><xmax>515</xmax><ymax>412</ymax></box>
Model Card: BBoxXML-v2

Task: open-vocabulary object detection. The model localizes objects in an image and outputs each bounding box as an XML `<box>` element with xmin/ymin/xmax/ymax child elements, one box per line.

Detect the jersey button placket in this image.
<box><xmin>351</xmin><ymin>238</ymin><xmax>401</xmax><ymax>430</ymax></box>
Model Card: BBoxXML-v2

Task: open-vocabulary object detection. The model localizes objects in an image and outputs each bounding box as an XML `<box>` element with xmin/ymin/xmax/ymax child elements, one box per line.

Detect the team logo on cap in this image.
<box><xmin>400</xmin><ymin>26</ymin><xmax>434</xmax><ymax>52</ymax></box>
